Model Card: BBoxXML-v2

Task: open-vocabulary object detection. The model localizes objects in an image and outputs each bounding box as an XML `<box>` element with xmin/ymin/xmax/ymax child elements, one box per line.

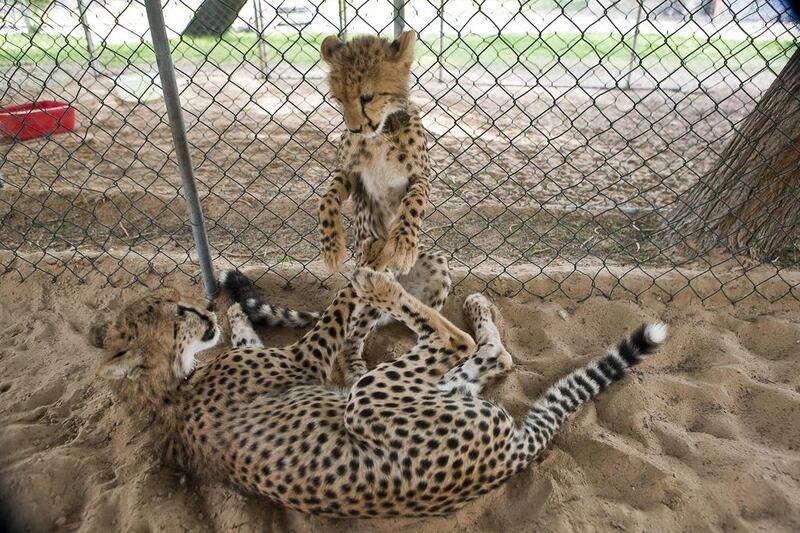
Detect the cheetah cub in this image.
<box><xmin>319</xmin><ymin>31</ymin><xmax>451</xmax><ymax>380</ymax></box>
<box><xmin>93</xmin><ymin>272</ymin><xmax>667</xmax><ymax>518</ymax></box>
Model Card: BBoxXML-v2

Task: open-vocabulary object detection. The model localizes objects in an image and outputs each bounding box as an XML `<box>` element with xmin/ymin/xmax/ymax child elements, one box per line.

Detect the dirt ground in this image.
<box><xmin>1</xmin><ymin>257</ymin><xmax>799</xmax><ymax>532</ymax></box>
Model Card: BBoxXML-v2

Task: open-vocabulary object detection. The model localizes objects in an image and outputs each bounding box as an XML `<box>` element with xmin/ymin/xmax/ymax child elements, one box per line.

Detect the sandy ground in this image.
<box><xmin>1</xmin><ymin>257</ymin><xmax>799</xmax><ymax>532</ymax></box>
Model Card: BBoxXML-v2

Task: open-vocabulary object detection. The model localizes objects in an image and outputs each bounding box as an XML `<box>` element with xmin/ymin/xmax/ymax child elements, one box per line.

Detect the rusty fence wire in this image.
<box><xmin>0</xmin><ymin>0</ymin><xmax>798</xmax><ymax>303</ymax></box>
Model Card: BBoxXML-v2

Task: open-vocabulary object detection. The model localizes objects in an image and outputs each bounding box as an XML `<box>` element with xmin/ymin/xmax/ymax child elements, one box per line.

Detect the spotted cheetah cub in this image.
<box><xmin>319</xmin><ymin>30</ymin><xmax>429</xmax><ymax>274</ymax></box>
<box><xmin>319</xmin><ymin>31</ymin><xmax>452</xmax><ymax>380</ymax></box>
<box><xmin>93</xmin><ymin>272</ymin><xmax>667</xmax><ymax>518</ymax></box>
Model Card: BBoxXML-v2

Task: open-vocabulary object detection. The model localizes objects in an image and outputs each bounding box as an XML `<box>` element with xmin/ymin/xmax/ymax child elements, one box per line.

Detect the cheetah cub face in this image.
<box><xmin>90</xmin><ymin>288</ymin><xmax>220</xmax><ymax>386</ymax></box>
<box><xmin>321</xmin><ymin>30</ymin><xmax>416</xmax><ymax>137</ymax></box>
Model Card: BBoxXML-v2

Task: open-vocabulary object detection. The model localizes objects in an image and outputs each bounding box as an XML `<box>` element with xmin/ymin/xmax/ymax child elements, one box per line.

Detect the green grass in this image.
<box><xmin>430</xmin><ymin>33</ymin><xmax>795</xmax><ymax>68</ymax></box>
<box><xmin>0</xmin><ymin>32</ymin><xmax>330</xmax><ymax>69</ymax></box>
<box><xmin>0</xmin><ymin>30</ymin><xmax>794</xmax><ymax>71</ymax></box>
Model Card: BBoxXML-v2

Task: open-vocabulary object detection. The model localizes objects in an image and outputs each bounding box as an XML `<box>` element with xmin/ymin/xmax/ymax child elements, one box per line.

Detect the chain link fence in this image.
<box><xmin>1</xmin><ymin>0</ymin><xmax>798</xmax><ymax>302</ymax></box>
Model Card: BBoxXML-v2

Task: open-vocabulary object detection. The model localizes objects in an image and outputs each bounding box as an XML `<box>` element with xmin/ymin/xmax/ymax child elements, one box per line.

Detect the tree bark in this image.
<box><xmin>182</xmin><ymin>0</ymin><xmax>247</xmax><ymax>38</ymax></box>
<box><xmin>662</xmin><ymin>46</ymin><xmax>800</xmax><ymax>261</ymax></box>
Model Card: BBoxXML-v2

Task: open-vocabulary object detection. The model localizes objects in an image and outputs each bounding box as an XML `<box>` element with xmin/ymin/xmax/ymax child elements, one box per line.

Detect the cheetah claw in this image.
<box><xmin>359</xmin><ymin>237</ymin><xmax>390</xmax><ymax>271</ymax></box>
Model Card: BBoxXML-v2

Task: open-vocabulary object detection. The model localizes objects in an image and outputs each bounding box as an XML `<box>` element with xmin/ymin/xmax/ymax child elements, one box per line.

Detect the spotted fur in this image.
<box><xmin>93</xmin><ymin>270</ymin><xmax>667</xmax><ymax>518</ymax></box>
<box><xmin>319</xmin><ymin>31</ymin><xmax>430</xmax><ymax>276</ymax></box>
<box><xmin>319</xmin><ymin>32</ymin><xmax>449</xmax><ymax>382</ymax></box>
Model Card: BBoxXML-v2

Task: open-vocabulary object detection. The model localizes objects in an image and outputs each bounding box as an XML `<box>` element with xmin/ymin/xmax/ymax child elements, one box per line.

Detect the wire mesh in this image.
<box><xmin>0</xmin><ymin>0</ymin><xmax>798</xmax><ymax>303</ymax></box>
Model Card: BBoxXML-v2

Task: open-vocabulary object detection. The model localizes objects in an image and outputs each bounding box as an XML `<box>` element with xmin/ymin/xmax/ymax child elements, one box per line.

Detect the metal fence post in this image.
<box><xmin>437</xmin><ymin>0</ymin><xmax>445</xmax><ymax>81</ymax></box>
<box><xmin>393</xmin><ymin>0</ymin><xmax>405</xmax><ymax>39</ymax></box>
<box><xmin>252</xmin><ymin>0</ymin><xmax>269</xmax><ymax>79</ymax></box>
<box><xmin>624</xmin><ymin>1</ymin><xmax>644</xmax><ymax>90</ymax></box>
<box><xmin>338</xmin><ymin>0</ymin><xmax>347</xmax><ymax>38</ymax></box>
<box><xmin>144</xmin><ymin>0</ymin><xmax>218</xmax><ymax>299</ymax></box>
<box><xmin>76</xmin><ymin>0</ymin><xmax>98</xmax><ymax>74</ymax></box>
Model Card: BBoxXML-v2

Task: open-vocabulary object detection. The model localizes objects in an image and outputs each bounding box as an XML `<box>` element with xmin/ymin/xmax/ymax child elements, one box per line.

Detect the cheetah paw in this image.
<box><xmin>352</xmin><ymin>267</ymin><xmax>402</xmax><ymax>304</ymax></box>
<box><xmin>359</xmin><ymin>237</ymin><xmax>389</xmax><ymax>271</ymax></box>
<box><xmin>226</xmin><ymin>302</ymin><xmax>247</xmax><ymax>322</ymax></box>
<box><xmin>497</xmin><ymin>349</ymin><xmax>514</xmax><ymax>372</ymax></box>
<box><xmin>343</xmin><ymin>363</ymin><xmax>368</xmax><ymax>388</ymax></box>
<box><xmin>227</xmin><ymin>303</ymin><xmax>264</xmax><ymax>348</ymax></box>
<box><xmin>380</xmin><ymin>233</ymin><xmax>418</xmax><ymax>275</ymax></box>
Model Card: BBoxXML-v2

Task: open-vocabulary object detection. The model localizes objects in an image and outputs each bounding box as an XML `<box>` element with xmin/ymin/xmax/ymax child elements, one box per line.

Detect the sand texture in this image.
<box><xmin>1</xmin><ymin>261</ymin><xmax>799</xmax><ymax>532</ymax></box>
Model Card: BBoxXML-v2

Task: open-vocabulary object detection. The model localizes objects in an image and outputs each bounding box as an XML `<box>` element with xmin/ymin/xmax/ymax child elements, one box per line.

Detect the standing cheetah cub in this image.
<box><xmin>93</xmin><ymin>273</ymin><xmax>667</xmax><ymax>518</ymax></box>
<box><xmin>319</xmin><ymin>30</ymin><xmax>430</xmax><ymax>274</ymax></box>
<box><xmin>318</xmin><ymin>31</ymin><xmax>452</xmax><ymax>380</ymax></box>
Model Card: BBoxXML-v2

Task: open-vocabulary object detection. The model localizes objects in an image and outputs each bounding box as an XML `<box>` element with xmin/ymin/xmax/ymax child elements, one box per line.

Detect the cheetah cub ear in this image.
<box><xmin>321</xmin><ymin>35</ymin><xmax>344</xmax><ymax>64</ymax></box>
<box><xmin>385</xmin><ymin>30</ymin><xmax>416</xmax><ymax>63</ymax></box>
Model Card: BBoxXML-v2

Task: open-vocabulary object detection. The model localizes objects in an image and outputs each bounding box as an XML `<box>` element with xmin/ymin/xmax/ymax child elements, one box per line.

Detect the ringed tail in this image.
<box><xmin>518</xmin><ymin>323</ymin><xmax>667</xmax><ymax>459</ymax></box>
<box><xmin>220</xmin><ymin>269</ymin><xmax>320</xmax><ymax>328</ymax></box>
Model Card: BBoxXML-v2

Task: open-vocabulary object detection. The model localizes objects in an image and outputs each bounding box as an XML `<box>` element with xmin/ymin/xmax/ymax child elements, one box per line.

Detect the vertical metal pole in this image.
<box><xmin>709</xmin><ymin>0</ymin><xmax>724</xmax><ymax>19</ymax></box>
<box><xmin>437</xmin><ymin>0</ymin><xmax>445</xmax><ymax>81</ymax></box>
<box><xmin>624</xmin><ymin>1</ymin><xmax>644</xmax><ymax>90</ymax></box>
<box><xmin>338</xmin><ymin>0</ymin><xmax>347</xmax><ymax>38</ymax></box>
<box><xmin>144</xmin><ymin>0</ymin><xmax>218</xmax><ymax>299</ymax></box>
<box><xmin>393</xmin><ymin>0</ymin><xmax>405</xmax><ymax>39</ymax></box>
<box><xmin>252</xmin><ymin>0</ymin><xmax>269</xmax><ymax>78</ymax></box>
<box><xmin>76</xmin><ymin>0</ymin><xmax>98</xmax><ymax>74</ymax></box>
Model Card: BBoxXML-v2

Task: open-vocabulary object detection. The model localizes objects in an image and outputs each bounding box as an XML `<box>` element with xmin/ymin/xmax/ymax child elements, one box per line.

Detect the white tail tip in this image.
<box><xmin>645</xmin><ymin>322</ymin><xmax>668</xmax><ymax>345</ymax></box>
<box><xmin>219</xmin><ymin>269</ymin><xmax>234</xmax><ymax>285</ymax></box>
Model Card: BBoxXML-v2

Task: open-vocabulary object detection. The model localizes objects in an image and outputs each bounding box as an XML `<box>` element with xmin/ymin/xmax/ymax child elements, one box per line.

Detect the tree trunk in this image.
<box><xmin>182</xmin><ymin>0</ymin><xmax>247</xmax><ymax>38</ymax></box>
<box><xmin>662</xmin><ymin>46</ymin><xmax>800</xmax><ymax>261</ymax></box>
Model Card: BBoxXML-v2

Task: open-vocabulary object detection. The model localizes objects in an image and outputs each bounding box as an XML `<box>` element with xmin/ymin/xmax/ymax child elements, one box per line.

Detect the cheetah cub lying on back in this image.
<box><xmin>318</xmin><ymin>31</ymin><xmax>452</xmax><ymax>380</ymax></box>
<box><xmin>93</xmin><ymin>270</ymin><xmax>667</xmax><ymax>518</ymax></box>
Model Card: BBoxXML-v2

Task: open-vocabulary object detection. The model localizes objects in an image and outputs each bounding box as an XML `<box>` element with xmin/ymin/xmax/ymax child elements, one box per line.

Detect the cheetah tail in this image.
<box><xmin>518</xmin><ymin>323</ymin><xmax>667</xmax><ymax>459</ymax></box>
<box><xmin>219</xmin><ymin>269</ymin><xmax>320</xmax><ymax>328</ymax></box>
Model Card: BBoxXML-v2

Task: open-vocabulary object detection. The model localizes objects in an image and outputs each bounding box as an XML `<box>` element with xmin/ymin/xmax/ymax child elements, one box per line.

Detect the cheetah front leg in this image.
<box><xmin>227</xmin><ymin>303</ymin><xmax>264</xmax><ymax>348</ymax></box>
<box><xmin>208</xmin><ymin>285</ymin><xmax>362</xmax><ymax>401</ymax></box>
<box><xmin>437</xmin><ymin>294</ymin><xmax>513</xmax><ymax>396</ymax></box>
<box><xmin>340</xmin><ymin>305</ymin><xmax>382</xmax><ymax>383</ymax></box>
<box><xmin>379</xmin><ymin>171</ymin><xmax>430</xmax><ymax>274</ymax></box>
<box><xmin>335</xmin><ymin>238</ymin><xmax>391</xmax><ymax>384</ymax></box>
<box><xmin>386</xmin><ymin>249</ymin><xmax>452</xmax><ymax>323</ymax></box>
<box><xmin>319</xmin><ymin>169</ymin><xmax>354</xmax><ymax>273</ymax></box>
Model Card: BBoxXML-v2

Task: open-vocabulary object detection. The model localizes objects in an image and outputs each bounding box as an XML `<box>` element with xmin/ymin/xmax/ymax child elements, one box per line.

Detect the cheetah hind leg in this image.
<box><xmin>227</xmin><ymin>303</ymin><xmax>265</xmax><ymax>348</ymax></box>
<box><xmin>437</xmin><ymin>293</ymin><xmax>513</xmax><ymax>396</ymax></box>
<box><xmin>374</xmin><ymin>249</ymin><xmax>452</xmax><ymax>327</ymax></box>
<box><xmin>341</xmin><ymin>242</ymin><xmax>451</xmax><ymax>383</ymax></box>
<box><xmin>351</xmin><ymin>267</ymin><xmax>475</xmax><ymax>376</ymax></box>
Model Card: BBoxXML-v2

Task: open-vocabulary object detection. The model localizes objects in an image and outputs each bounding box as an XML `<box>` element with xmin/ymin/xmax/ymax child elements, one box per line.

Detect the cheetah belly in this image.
<box><xmin>359</xmin><ymin>158</ymin><xmax>409</xmax><ymax>230</ymax></box>
<box><xmin>204</xmin><ymin>384</ymin><xmax>518</xmax><ymax>517</ymax></box>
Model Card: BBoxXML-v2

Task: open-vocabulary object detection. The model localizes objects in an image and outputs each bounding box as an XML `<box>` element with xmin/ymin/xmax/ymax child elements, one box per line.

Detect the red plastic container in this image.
<box><xmin>0</xmin><ymin>100</ymin><xmax>76</xmax><ymax>140</ymax></box>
